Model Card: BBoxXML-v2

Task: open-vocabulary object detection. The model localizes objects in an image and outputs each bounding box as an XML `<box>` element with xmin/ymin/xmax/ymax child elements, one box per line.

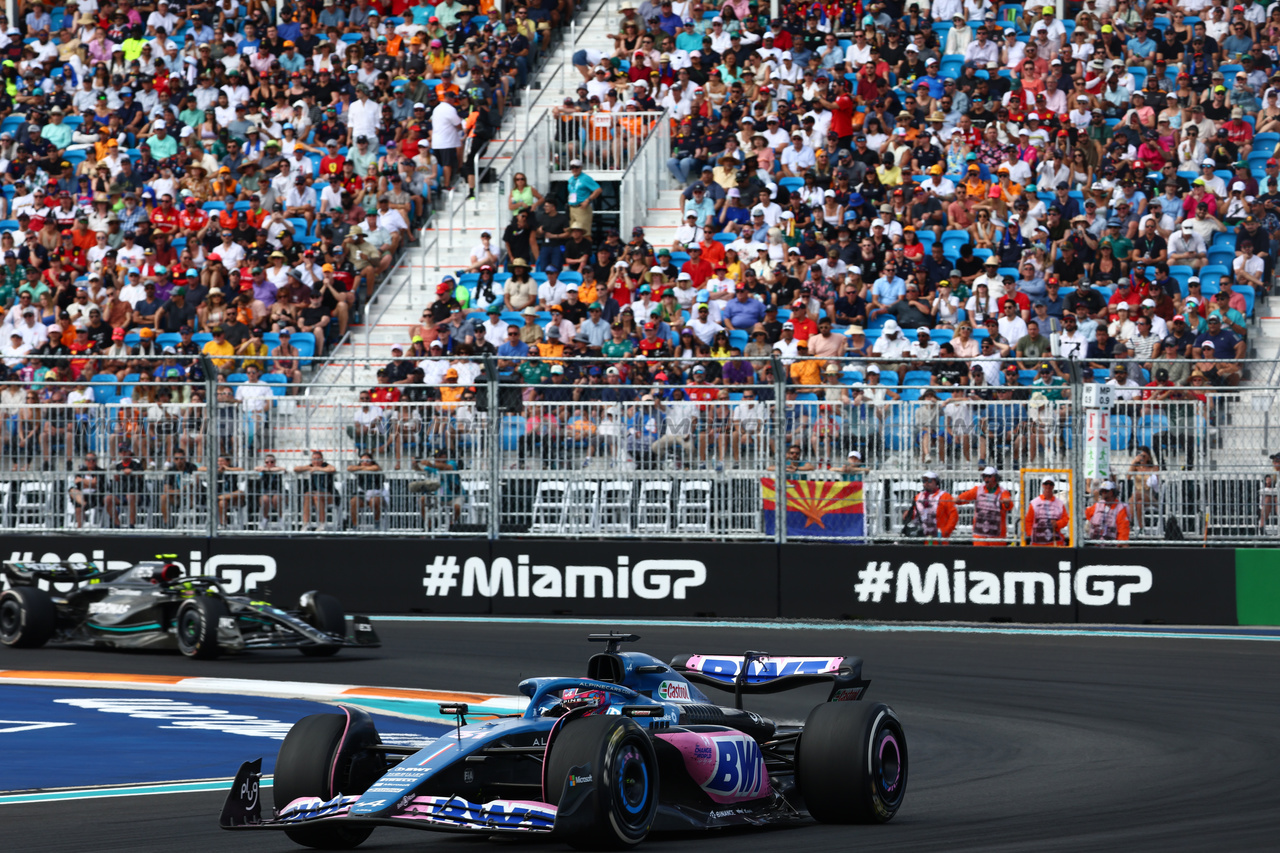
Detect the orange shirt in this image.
<box><xmin>70</xmin><ymin>227</ymin><xmax>97</xmax><ymax>253</ymax></box>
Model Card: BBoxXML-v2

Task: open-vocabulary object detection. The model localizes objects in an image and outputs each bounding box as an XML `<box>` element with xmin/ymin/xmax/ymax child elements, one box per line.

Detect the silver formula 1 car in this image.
<box><xmin>219</xmin><ymin>633</ymin><xmax>907</xmax><ymax>849</ymax></box>
<box><xmin>0</xmin><ymin>559</ymin><xmax>379</xmax><ymax>658</ymax></box>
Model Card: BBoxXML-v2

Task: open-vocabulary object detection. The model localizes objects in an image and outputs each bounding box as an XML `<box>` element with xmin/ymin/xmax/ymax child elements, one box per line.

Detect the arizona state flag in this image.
<box><xmin>762</xmin><ymin>478</ymin><xmax>865</xmax><ymax>540</ymax></box>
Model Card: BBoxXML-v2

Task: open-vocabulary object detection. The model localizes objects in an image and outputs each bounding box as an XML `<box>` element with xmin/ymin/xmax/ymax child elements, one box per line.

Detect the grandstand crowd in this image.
<box><xmin>0</xmin><ymin>0</ymin><xmax>558</xmax><ymax>426</ymax></box>
<box><xmin>1</xmin><ymin>0</ymin><xmax>1278</xmax><ymax>522</ymax></box>
<box><xmin>433</xmin><ymin>0</ymin><xmax>1274</xmax><ymax>401</ymax></box>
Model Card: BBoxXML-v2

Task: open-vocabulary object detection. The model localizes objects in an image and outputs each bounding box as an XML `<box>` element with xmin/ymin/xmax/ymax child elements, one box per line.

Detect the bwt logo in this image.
<box><xmin>703</xmin><ymin>734</ymin><xmax>767</xmax><ymax>800</ymax></box>
<box><xmin>3</xmin><ymin>550</ymin><xmax>277</xmax><ymax>594</ymax></box>
<box><xmin>422</xmin><ymin>555</ymin><xmax>707</xmax><ymax>600</ymax></box>
<box><xmin>853</xmin><ymin>560</ymin><xmax>1153</xmax><ymax>607</ymax></box>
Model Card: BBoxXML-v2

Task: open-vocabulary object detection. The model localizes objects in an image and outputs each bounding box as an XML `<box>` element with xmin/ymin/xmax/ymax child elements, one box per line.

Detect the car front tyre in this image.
<box><xmin>274</xmin><ymin>712</ymin><xmax>380</xmax><ymax>849</ymax></box>
<box><xmin>298</xmin><ymin>591</ymin><xmax>345</xmax><ymax>657</ymax></box>
<box><xmin>545</xmin><ymin>715</ymin><xmax>659</xmax><ymax>849</ymax></box>
<box><xmin>796</xmin><ymin>701</ymin><xmax>908</xmax><ymax>824</ymax></box>
<box><xmin>174</xmin><ymin>597</ymin><xmax>228</xmax><ymax>659</ymax></box>
<box><xmin>0</xmin><ymin>587</ymin><xmax>56</xmax><ymax>648</ymax></box>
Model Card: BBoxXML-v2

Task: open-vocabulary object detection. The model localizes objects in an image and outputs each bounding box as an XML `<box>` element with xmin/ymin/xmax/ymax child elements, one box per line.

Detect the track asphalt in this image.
<box><xmin>3</xmin><ymin>620</ymin><xmax>1278</xmax><ymax>852</ymax></box>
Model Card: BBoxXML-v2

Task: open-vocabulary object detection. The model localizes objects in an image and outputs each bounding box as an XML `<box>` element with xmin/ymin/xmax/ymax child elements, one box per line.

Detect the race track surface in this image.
<box><xmin>4</xmin><ymin>621</ymin><xmax>1279</xmax><ymax>852</ymax></box>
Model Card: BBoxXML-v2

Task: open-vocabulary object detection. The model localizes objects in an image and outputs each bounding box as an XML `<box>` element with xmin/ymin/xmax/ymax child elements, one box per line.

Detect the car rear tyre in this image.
<box><xmin>174</xmin><ymin>596</ymin><xmax>228</xmax><ymax>659</ymax></box>
<box><xmin>299</xmin><ymin>591</ymin><xmax>344</xmax><ymax>657</ymax></box>
<box><xmin>0</xmin><ymin>587</ymin><xmax>56</xmax><ymax>648</ymax></box>
<box><xmin>545</xmin><ymin>715</ymin><xmax>659</xmax><ymax>850</ymax></box>
<box><xmin>796</xmin><ymin>701</ymin><xmax>907</xmax><ymax>824</ymax></box>
<box><xmin>274</xmin><ymin>710</ymin><xmax>382</xmax><ymax>849</ymax></box>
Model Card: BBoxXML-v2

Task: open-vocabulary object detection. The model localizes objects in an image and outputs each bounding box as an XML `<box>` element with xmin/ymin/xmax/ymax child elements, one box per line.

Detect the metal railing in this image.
<box><xmin>618</xmin><ymin>110</ymin><xmax>671</xmax><ymax>240</ymax></box>
<box><xmin>546</xmin><ymin>111</ymin><xmax>667</xmax><ymax>173</ymax></box>
<box><xmin>4</xmin><ymin>355</ymin><xmax>1280</xmax><ymax>543</ymax></box>
<box><xmin>494</xmin><ymin>112</ymin><xmax>554</xmax><ymax>257</ymax></box>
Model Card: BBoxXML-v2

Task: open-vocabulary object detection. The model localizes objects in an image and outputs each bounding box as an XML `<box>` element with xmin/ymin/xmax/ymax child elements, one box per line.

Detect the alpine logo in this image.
<box><xmin>657</xmin><ymin>681</ymin><xmax>691</xmax><ymax>701</ymax></box>
<box><xmin>422</xmin><ymin>555</ymin><xmax>706</xmax><ymax>600</ymax></box>
<box><xmin>852</xmin><ymin>560</ymin><xmax>1154</xmax><ymax>606</ymax></box>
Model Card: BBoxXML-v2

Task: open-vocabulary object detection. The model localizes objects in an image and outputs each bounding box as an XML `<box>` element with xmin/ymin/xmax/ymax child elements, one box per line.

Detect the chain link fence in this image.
<box><xmin>3</xmin><ymin>355</ymin><xmax>1279</xmax><ymax>543</ymax></box>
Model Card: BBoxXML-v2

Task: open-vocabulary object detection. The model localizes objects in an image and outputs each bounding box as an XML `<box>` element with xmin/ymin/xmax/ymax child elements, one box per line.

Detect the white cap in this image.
<box><xmin>882</xmin><ymin>319</ymin><xmax>900</xmax><ymax>333</ymax></box>
<box><xmin>1100</xmin><ymin>479</ymin><xmax>1117</xmax><ymax>491</ymax></box>
<box><xmin>677</xmin><ymin>271</ymin><xmax>692</xmax><ymax>281</ymax></box>
<box><xmin>1181</xmin><ymin>222</ymin><xmax>1194</xmax><ymax>232</ymax></box>
<box><xmin>1232</xmin><ymin>180</ymin><xmax>1246</xmax><ymax>191</ymax></box>
<box><xmin>153</xmin><ymin>120</ymin><xmax>166</xmax><ymax>129</ymax></box>
<box><xmin>848</xmin><ymin>450</ymin><xmax>863</xmax><ymax>460</ymax></box>
<box><xmin>569</xmin><ymin>158</ymin><xmax>583</xmax><ymax>167</ymax></box>
<box><xmin>1116</xmin><ymin>301</ymin><xmax>1129</xmax><ymax>310</ymax></box>
<box><xmin>1028</xmin><ymin>112</ymin><xmax>1040</xmax><ymax>120</ymax></box>
<box><xmin>1202</xmin><ymin>157</ymin><xmax>1216</xmax><ymax>166</ymax></box>
<box><xmin>781</xmin><ymin>50</ymin><xmax>792</xmax><ymax>59</ymax></box>
<box><xmin>866</xmin><ymin>364</ymin><xmax>881</xmax><ymax>374</ymax></box>
<box><xmin>923</xmin><ymin>470</ymin><xmax>939</xmax><ymax>480</ymax></box>
<box><xmin>982</xmin><ymin>466</ymin><xmax>998</xmax><ymax>476</ymax></box>
<box><xmin>1141</xmin><ymin>298</ymin><xmax>1156</xmax><ymax>307</ymax></box>
<box><xmin>712</xmin><ymin>14</ymin><xmax>723</xmax><ymax>21</ymax></box>
<box><xmin>782</xmin><ymin>321</ymin><xmax>795</xmax><ymax>329</ymax></box>
<box><xmin>1042</xmin><ymin>476</ymin><xmax>1056</xmax><ymax>485</ymax></box>
<box><xmin>1009</xmin><ymin>213</ymin><xmax>1021</xmax><ymax>222</ymax></box>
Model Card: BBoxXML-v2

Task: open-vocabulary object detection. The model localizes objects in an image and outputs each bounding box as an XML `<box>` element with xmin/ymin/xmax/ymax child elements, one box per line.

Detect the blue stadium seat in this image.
<box><xmin>90</xmin><ymin>374</ymin><xmax>117</xmax><ymax>403</ymax></box>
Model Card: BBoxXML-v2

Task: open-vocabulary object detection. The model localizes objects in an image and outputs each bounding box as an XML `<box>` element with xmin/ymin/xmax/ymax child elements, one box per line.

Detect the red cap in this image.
<box><xmin>1173</xmin><ymin>314</ymin><xmax>1186</xmax><ymax>322</ymax></box>
<box><xmin>208</xmin><ymin>252</ymin><xmax>221</xmax><ymax>261</ymax></box>
<box><xmin>112</xmin><ymin>327</ymin><xmax>126</xmax><ymax>340</ymax></box>
<box><xmin>643</xmin><ymin>321</ymin><xmax>657</xmax><ymax>330</ymax></box>
<box><xmin>1269</xmin><ymin>159</ymin><xmax>1279</xmax><ymax>166</ymax></box>
<box><xmin>791</xmin><ymin>299</ymin><xmax>804</xmax><ymax>308</ymax></box>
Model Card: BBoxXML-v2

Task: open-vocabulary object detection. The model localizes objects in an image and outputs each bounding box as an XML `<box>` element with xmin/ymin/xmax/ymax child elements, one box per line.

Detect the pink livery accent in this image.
<box><xmin>389</xmin><ymin>795</ymin><xmax>557</xmax><ymax>831</ymax></box>
<box><xmin>655</xmin><ymin>731</ymin><xmax>771</xmax><ymax>804</ymax></box>
<box><xmin>328</xmin><ymin>706</ymin><xmax>356</xmax><ymax>800</ymax></box>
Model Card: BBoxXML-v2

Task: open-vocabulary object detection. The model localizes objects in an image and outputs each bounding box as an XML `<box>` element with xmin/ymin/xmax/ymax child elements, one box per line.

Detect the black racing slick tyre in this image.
<box><xmin>299</xmin><ymin>591</ymin><xmax>345</xmax><ymax>657</ymax></box>
<box><xmin>796</xmin><ymin>701</ymin><xmax>907</xmax><ymax>824</ymax></box>
<box><xmin>545</xmin><ymin>715</ymin><xmax>659</xmax><ymax>849</ymax></box>
<box><xmin>174</xmin><ymin>596</ymin><xmax>228</xmax><ymax>659</ymax></box>
<box><xmin>274</xmin><ymin>710</ymin><xmax>382</xmax><ymax>849</ymax></box>
<box><xmin>0</xmin><ymin>587</ymin><xmax>56</xmax><ymax>648</ymax></box>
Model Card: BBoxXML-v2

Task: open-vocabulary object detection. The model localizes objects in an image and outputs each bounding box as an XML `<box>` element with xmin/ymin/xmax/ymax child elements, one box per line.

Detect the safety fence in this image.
<box><xmin>3</xmin><ymin>355</ymin><xmax>1279</xmax><ymax>543</ymax></box>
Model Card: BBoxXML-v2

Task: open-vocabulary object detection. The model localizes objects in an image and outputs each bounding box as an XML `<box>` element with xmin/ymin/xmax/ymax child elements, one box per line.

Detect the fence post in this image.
<box><xmin>771</xmin><ymin>356</ymin><xmax>788</xmax><ymax>545</ymax></box>
<box><xmin>485</xmin><ymin>355</ymin><xmax>501</xmax><ymax>541</ymax></box>
<box><xmin>202</xmin><ymin>357</ymin><xmax>218</xmax><ymax>538</ymax></box>
<box><xmin>1070</xmin><ymin>366</ymin><xmax>1084</xmax><ymax>546</ymax></box>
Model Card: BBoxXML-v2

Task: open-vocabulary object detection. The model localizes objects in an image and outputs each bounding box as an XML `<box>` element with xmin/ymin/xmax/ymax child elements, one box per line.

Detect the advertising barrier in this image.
<box><xmin>1</xmin><ymin>538</ymin><xmax>1269</xmax><ymax>626</ymax></box>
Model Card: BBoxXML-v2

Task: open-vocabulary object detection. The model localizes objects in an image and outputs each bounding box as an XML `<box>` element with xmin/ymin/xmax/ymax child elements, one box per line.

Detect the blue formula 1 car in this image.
<box><xmin>219</xmin><ymin>634</ymin><xmax>908</xmax><ymax>849</ymax></box>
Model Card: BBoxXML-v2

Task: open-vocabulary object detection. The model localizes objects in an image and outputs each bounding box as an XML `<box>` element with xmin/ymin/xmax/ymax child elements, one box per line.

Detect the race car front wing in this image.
<box><xmin>220</xmin><ymin>760</ymin><xmax>557</xmax><ymax>835</ymax></box>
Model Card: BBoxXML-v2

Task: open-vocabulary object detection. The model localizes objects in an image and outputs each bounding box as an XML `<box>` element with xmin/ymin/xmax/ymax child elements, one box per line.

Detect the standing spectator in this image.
<box><xmin>431</xmin><ymin>90</ymin><xmax>465</xmax><ymax>192</ymax></box>
<box><xmin>566</xmin><ymin>159</ymin><xmax>603</xmax><ymax>234</ymax></box>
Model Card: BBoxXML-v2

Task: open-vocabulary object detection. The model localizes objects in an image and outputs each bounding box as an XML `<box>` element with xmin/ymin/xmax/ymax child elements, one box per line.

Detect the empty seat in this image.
<box><xmin>676</xmin><ymin>480</ymin><xmax>713</xmax><ymax>534</ymax></box>
<box><xmin>530</xmin><ymin>480</ymin><xmax>568</xmax><ymax>533</ymax></box>
<box><xmin>636</xmin><ymin>481</ymin><xmax>672</xmax><ymax>533</ymax></box>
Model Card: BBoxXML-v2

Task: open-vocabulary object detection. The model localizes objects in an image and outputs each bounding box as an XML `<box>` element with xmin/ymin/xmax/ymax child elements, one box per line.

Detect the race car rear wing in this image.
<box><xmin>670</xmin><ymin>653</ymin><xmax>870</xmax><ymax>707</ymax></box>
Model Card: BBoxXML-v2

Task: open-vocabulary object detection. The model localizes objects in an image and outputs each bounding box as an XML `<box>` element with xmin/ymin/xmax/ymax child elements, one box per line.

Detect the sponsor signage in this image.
<box><xmin>780</xmin><ymin>546</ymin><xmax>1236</xmax><ymax>624</ymax></box>
<box><xmin>484</xmin><ymin>541</ymin><xmax>776</xmax><ymax>617</ymax></box>
<box><xmin>0</xmin><ymin>537</ymin><xmax>1250</xmax><ymax>625</ymax></box>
